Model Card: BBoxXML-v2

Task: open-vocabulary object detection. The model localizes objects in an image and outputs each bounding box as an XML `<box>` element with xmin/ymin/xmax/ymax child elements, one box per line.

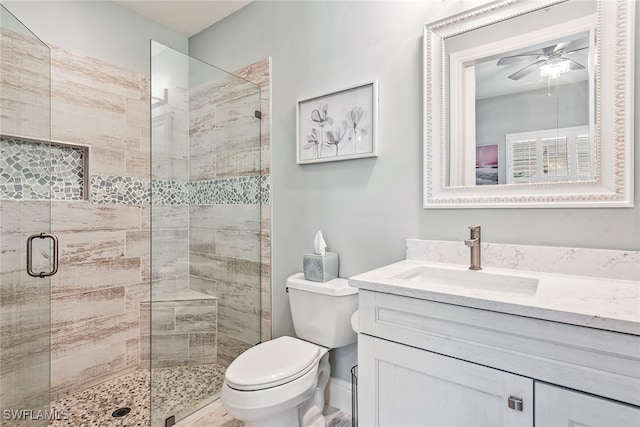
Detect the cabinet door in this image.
<box><xmin>359</xmin><ymin>335</ymin><xmax>533</xmax><ymax>427</ymax></box>
<box><xmin>535</xmin><ymin>382</ymin><xmax>640</xmax><ymax>426</ymax></box>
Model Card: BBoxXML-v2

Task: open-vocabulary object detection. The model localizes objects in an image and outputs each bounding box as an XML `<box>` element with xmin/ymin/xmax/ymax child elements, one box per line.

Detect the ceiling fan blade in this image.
<box><xmin>497</xmin><ymin>54</ymin><xmax>543</xmax><ymax>66</ymax></box>
<box><xmin>507</xmin><ymin>59</ymin><xmax>546</xmax><ymax>80</ymax></box>
<box><xmin>562</xmin><ymin>38</ymin><xmax>589</xmax><ymax>53</ymax></box>
<box><xmin>565</xmin><ymin>46</ymin><xmax>589</xmax><ymax>55</ymax></box>
<box><xmin>565</xmin><ymin>58</ymin><xmax>585</xmax><ymax>70</ymax></box>
<box><xmin>542</xmin><ymin>45</ymin><xmax>558</xmax><ymax>55</ymax></box>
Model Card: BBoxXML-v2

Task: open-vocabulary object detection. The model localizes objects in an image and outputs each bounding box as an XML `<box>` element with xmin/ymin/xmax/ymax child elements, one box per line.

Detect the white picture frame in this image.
<box><xmin>296</xmin><ymin>80</ymin><xmax>378</xmax><ymax>164</ymax></box>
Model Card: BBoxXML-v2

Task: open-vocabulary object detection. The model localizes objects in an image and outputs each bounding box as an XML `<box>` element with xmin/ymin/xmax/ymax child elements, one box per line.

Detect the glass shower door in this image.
<box><xmin>150</xmin><ymin>41</ymin><xmax>262</xmax><ymax>426</ymax></box>
<box><xmin>0</xmin><ymin>5</ymin><xmax>53</xmax><ymax>426</ymax></box>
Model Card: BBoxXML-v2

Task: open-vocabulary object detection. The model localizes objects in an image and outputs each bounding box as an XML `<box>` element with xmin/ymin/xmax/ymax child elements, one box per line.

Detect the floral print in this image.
<box><xmin>304</xmin><ymin>128</ymin><xmax>321</xmax><ymax>158</ymax></box>
<box><xmin>305</xmin><ymin>104</ymin><xmax>366</xmax><ymax>158</ymax></box>
<box><xmin>326</xmin><ymin>121</ymin><xmax>348</xmax><ymax>156</ymax></box>
<box><xmin>348</xmin><ymin>106</ymin><xmax>368</xmax><ymax>142</ymax></box>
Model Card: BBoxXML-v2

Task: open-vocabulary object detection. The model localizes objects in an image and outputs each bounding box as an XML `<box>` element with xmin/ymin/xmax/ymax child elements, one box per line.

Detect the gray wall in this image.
<box><xmin>189</xmin><ymin>0</ymin><xmax>640</xmax><ymax>382</ymax></box>
<box><xmin>476</xmin><ymin>81</ymin><xmax>589</xmax><ymax>184</ymax></box>
<box><xmin>1</xmin><ymin>0</ymin><xmax>187</xmax><ymax>74</ymax></box>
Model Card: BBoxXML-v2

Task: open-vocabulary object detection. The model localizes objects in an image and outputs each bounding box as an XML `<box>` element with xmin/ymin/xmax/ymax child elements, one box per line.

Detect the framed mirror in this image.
<box><xmin>423</xmin><ymin>0</ymin><xmax>634</xmax><ymax>208</ymax></box>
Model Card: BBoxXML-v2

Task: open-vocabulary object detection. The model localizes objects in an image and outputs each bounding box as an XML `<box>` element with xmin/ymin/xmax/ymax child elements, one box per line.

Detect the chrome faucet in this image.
<box><xmin>464</xmin><ymin>225</ymin><xmax>482</xmax><ymax>270</ymax></box>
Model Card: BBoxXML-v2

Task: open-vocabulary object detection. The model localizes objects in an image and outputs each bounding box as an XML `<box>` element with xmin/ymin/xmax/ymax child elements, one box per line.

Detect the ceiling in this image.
<box><xmin>113</xmin><ymin>0</ymin><xmax>252</xmax><ymax>38</ymax></box>
<box><xmin>116</xmin><ymin>1</ymin><xmax>589</xmax><ymax>100</ymax></box>
<box><xmin>474</xmin><ymin>34</ymin><xmax>590</xmax><ymax>100</ymax></box>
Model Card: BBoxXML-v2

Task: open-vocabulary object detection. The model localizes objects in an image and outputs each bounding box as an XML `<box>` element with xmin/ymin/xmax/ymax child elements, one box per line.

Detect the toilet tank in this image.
<box><xmin>286</xmin><ymin>273</ymin><xmax>358</xmax><ymax>348</ymax></box>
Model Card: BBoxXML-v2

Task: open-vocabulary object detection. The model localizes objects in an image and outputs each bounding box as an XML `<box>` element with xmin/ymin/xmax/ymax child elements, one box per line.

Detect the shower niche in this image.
<box><xmin>1</xmin><ymin>136</ymin><xmax>88</xmax><ymax>201</ymax></box>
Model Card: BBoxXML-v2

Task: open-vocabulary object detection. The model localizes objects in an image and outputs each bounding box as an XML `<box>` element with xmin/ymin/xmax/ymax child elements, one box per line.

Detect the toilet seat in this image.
<box><xmin>225</xmin><ymin>336</ymin><xmax>322</xmax><ymax>391</ymax></box>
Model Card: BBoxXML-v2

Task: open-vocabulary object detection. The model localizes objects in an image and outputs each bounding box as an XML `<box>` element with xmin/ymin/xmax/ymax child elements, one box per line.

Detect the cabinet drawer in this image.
<box><xmin>358</xmin><ymin>290</ymin><xmax>640</xmax><ymax>406</ymax></box>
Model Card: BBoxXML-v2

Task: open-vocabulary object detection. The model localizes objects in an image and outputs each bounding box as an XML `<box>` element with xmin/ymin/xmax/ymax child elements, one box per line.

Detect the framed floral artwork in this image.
<box><xmin>296</xmin><ymin>80</ymin><xmax>378</xmax><ymax>164</ymax></box>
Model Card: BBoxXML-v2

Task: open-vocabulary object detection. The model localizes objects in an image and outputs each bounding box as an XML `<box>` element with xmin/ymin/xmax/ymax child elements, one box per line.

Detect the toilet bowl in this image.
<box><xmin>221</xmin><ymin>274</ymin><xmax>358</xmax><ymax>427</ymax></box>
<box><xmin>222</xmin><ymin>336</ymin><xmax>330</xmax><ymax>427</ymax></box>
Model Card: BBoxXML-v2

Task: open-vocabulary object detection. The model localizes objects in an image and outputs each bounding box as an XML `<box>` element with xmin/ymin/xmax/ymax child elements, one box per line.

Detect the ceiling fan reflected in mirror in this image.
<box><xmin>496</xmin><ymin>38</ymin><xmax>589</xmax><ymax>80</ymax></box>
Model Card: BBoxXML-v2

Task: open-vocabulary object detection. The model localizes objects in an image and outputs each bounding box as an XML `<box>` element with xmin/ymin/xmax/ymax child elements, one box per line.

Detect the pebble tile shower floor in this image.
<box><xmin>50</xmin><ymin>364</ymin><xmax>226</xmax><ymax>427</ymax></box>
<box><xmin>49</xmin><ymin>363</ymin><xmax>352</xmax><ymax>427</ymax></box>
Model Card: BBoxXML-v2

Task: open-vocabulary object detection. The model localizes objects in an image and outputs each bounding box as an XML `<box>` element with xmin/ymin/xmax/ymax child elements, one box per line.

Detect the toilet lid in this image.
<box><xmin>225</xmin><ymin>336</ymin><xmax>321</xmax><ymax>391</ymax></box>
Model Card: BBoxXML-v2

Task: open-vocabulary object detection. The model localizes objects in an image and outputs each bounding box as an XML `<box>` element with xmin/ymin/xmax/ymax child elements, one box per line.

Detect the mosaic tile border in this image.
<box><xmin>89</xmin><ymin>174</ymin><xmax>270</xmax><ymax>206</ymax></box>
<box><xmin>90</xmin><ymin>175</ymin><xmax>150</xmax><ymax>205</ymax></box>
<box><xmin>260</xmin><ymin>175</ymin><xmax>270</xmax><ymax>205</ymax></box>
<box><xmin>153</xmin><ymin>179</ymin><xmax>189</xmax><ymax>206</ymax></box>
<box><xmin>1</xmin><ymin>134</ymin><xmax>269</xmax><ymax>206</ymax></box>
<box><xmin>189</xmin><ymin>175</ymin><xmax>269</xmax><ymax>205</ymax></box>
<box><xmin>1</xmin><ymin>135</ymin><xmax>86</xmax><ymax>201</ymax></box>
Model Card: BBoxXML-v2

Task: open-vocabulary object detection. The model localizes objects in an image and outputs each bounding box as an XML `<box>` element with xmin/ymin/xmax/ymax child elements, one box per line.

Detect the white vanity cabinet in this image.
<box><xmin>535</xmin><ymin>382</ymin><xmax>640</xmax><ymax>427</ymax></box>
<box><xmin>356</xmin><ymin>289</ymin><xmax>640</xmax><ymax>427</ymax></box>
<box><xmin>359</xmin><ymin>335</ymin><xmax>533</xmax><ymax>427</ymax></box>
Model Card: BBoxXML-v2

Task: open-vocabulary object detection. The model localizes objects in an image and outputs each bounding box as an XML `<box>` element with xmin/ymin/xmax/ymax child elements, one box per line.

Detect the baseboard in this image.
<box><xmin>327</xmin><ymin>376</ymin><xmax>353</xmax><ymax>415</ymax></box>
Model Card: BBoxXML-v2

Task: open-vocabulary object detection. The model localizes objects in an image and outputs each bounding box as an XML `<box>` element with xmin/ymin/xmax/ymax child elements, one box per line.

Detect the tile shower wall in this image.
<box><xmin>0</xmin><ymin>28</ymin><xmax>49</xmax><ymax>141</ymax></box>
<box><xmin>140</xmin><ymin>296</ymin><xmax>218</xmax><ymax>367</ymax></box>
<box><xmin>1</xmin><ymin>25</ymin><xmax>51</xmax><ymax>422</ymax></box>
<box><xmin>3</xmin><ymin>24</ymin><xmax>272</xmax><ymax>399</ymax></box>
<box><xmin>151</xmin><ymin>82</ymin><xmax>190</xmax><ymax>299</ymax></box>
<box><xmin>48</xmin><ymin>46</ymin><xmax>150</xmax><ymax>396</ymax></box>
<box><xmin>1</xmin><ymin>34</ymin><xmax>153</xmax><ymax>397</ymax></box>
<box><xmin>188</xmin><ymin>58</ymin><xmax>271</xmax><ymax>366</ymax></box>
<box><xmin>232</xmin><ymin>59</ymin><xmax>272</xmax><ymax>345</ymax></box>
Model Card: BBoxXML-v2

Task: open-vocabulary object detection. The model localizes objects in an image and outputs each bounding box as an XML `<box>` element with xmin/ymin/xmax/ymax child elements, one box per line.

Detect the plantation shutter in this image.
<box><xmin>506</xmin><ymin>125</ymin><xmax>591</xmax><ymax>184</ymax></box>
<box><xmin>542</xmin><ymin>136</ymin><xmax>569</xmax><ymax>177</ymax></box>
<box><xmin>575</xmin><ymin>134</ymin><xmax>591</xmax><ymax>177</ymax></box>
<box><xmin>509</xmin><ymin>139</ymin><xmax>537</xmax><ymax>180</ymax></box>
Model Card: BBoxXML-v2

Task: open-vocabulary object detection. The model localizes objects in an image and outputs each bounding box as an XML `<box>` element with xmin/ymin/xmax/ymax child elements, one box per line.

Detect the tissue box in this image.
<box><xmin>303</xmin><ymin>252</ymin><xmax>339</xmax><ymax>282</ymax></box>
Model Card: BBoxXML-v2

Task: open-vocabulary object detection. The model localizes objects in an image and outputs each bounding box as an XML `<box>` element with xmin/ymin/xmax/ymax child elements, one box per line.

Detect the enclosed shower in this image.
<box><xmin>1</xmin><ymin>4</ymin><xmax>266</xmax><ymax>424</ymax></box>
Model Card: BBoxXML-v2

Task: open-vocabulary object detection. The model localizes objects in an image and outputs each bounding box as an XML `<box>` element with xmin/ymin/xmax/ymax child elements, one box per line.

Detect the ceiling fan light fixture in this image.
<box><xmin>540</xmin><ymin>60</ymin><xmax>571</xmax><ymax>79</ymax></box>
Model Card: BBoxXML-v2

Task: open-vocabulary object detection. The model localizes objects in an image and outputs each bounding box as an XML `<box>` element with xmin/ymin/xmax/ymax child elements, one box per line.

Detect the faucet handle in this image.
<box><xmin>464</xmin><ymin>238</ymin><xmax>478</xmax><ymax>247</ymax></box>
<box><xmin>468</xmin><ymin>225</ymin><xmax>481</xmax><ymax>242</ymax></box>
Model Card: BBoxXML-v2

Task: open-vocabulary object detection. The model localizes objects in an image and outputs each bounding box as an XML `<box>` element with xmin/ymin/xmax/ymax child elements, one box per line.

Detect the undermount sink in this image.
<box><xmin>394</xmin><ymin>266</ymin><xmax>539</xmax><ymax>295</ymax></box>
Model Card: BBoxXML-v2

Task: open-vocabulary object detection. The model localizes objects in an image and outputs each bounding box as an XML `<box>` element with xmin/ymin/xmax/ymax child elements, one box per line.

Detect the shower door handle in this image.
<box><xmin>27</xmin><ymin>233</ymin><xmax>59</xmax><ymax>278</ymax></box>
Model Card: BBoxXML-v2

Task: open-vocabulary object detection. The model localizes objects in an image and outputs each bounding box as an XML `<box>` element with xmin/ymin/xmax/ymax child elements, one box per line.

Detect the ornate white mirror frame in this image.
<box><xmin>423</xmin><ymin>0</ymin><xmax>634</xmax><ymax>208</ymax></box>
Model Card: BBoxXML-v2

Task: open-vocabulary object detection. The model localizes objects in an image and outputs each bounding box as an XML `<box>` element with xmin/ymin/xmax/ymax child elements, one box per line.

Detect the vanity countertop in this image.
<box><xmin>349</xmin><ymin>260</ymin><xmax>640</xmax><ymax>335</ymax></box>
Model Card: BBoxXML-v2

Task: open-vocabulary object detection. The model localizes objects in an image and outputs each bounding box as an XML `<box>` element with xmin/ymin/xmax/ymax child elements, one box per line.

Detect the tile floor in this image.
<box><xmin>176</xmin><ymin>399</ymin><xmax>351</xmax><ymax>427</ymax></box>
<box><xmin>48</xmin><ymin>364</ymin><xmax>351</xmax><ymax>427</ymax></box>
<box><xmin>49</xmin><ymin>363</ymin><xmax>225</xmax><ymax>427</ymax></box>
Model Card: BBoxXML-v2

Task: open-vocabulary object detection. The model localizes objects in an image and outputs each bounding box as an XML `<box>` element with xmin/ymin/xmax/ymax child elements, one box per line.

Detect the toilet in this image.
<box><xmin>221</xmin><ymin>273</ymin><xmax>358</xmax><ymax>427</ymax></box>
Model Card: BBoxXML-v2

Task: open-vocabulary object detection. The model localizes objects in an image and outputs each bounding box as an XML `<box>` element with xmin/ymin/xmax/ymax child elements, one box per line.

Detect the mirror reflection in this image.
<box><xmin>444</xmin><ymin>1</ymin><xmax>597</xmax><ymax>187</ymax></box>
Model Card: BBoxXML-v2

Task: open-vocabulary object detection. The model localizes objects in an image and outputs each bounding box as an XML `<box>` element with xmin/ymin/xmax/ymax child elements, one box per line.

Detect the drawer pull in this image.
<box><xmin>508</xmin><ymin>396</ymin><xmax>523</xmax><ymax>411</ymax></box>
